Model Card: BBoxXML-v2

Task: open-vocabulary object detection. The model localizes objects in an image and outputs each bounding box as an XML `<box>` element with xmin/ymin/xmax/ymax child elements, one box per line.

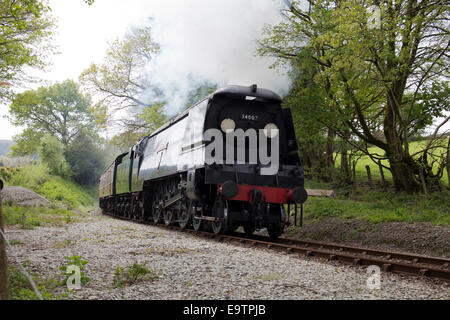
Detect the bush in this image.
<box><xmin>0</xmin><ymin>166</ymin><xmax>19</xmax><ymax>182</ymax></box>
<box><xmin>37</xmin><ymin>176</ymin><xmax>96</xmax><ymax>209</ymax></box>
<box><xmin>65</xmin><ymin>130</ymin><xmax>104</xmax><ymax>186</ymax></box>
<box><xmin>38</xmin><ymin>135</ymin><xmax>70</xmax><ymax>177</ymax></box>
<box><xmin>8</xmin><ymin>164</ymin><xmax>50</xmax><ymax>190</ymax></box>
<box><xmin>113</xmin><ymin>263</ymin><xmax>160</xmax><ymax>288</ymax></box>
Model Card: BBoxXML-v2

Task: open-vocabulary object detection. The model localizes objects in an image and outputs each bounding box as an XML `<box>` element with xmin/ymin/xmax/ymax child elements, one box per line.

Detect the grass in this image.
<box><xmin>2</xmin><ymin>205</ymin><xmax>79</xmax><ymax>229</ymax></box>
<box><xmin>59</xmin><ymin>255</ymin><xmax>90</xmax><ymax>287</ymax></box>
<box><xmin>293</xmin><ymin>188</ymin><xmax>450</xmax><ymax>226</ymax></box>
<box><xmin>336</xmin><ymin>140</ymin><xmax>449</xmax><ymax>186</ymax></box>
<box><xmin>112</xmin><ymin>263</ymin><xmax>160</xmax><ymax>288</ymax></box>
<box><xmin>5</xmin><ymin>164</ymin><xmax>97</xmax><ymax>211</ymax></box>
<box><xmin>8</xmin><ymin>264</ymin><xmax>64</xmax><ymax>300</ymax></box>
<box><xmin>37</xmin><ymin>176</ymin><xmax>97</xmax><ymax>210</ymax></box>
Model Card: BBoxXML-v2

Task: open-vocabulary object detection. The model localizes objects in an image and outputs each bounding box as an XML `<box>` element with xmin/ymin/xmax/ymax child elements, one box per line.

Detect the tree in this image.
<box><xmin>110</xmin><ymin>102</ymin><xmax>166</xmax><ymax>151</ymax></box>
<box><xmin>9</xmin><ymin>129</ymin><xmax>43</xmax><ymax>157</ymax></box>
<box><xmin>65</xmin><ymin>130</ymin><xmax>104</xmax><ymax>185</ymax></box>
<box><xmin>0</xmin><ymin>0</ymin><xmax>54</xmax><ymax>99</ymax></box>
<box><xmin>184</xmin><ymin>82</ymin><xmax>217</xmax><ymax>109</ymax></box>
<box><xmin>80</xmin><ymin>25</ymin><xmax>161</xmax><ymax>132</ymax></box>
<box><xmin>259</xmin><ymin>0</ymin><xmax>450</xmax><ymax>192</ymax></box>
<box><xmin>38</xmin><ymin>134</ymin><xmax>70</xmax><ymax>177</ymax></box>
<box><xmin>9</xmin><ymin>80</ymin><xmax>95</xmax><ymax>154</ymax></box>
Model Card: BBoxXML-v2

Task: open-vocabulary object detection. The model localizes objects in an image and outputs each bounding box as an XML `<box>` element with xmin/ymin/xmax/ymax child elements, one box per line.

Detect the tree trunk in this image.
<box><xmin>446</xmin><ymin>137</ymin><xmax>450</xmax><ymax>189</ymax></box>
<box><xmin>0</xmin><ymin>186</ymin><xmax>9</xmax><ymax>300</ymax></box>
<box><xmin>340</xmin><ymin>148</ymin><xmax>352</xmax><ymax>184</ymax></box>
<box><xmin>384</xmin><ymin>98</ymin><xmax>420</xmax><ymax>193</ymax></box>
<box><xmin>388</xmin><ymin>158</ymin><xmax>419</xmax><ymax>193</ymax></box>
<box><xmin>325</xmin><ymin>128</ymin><xmax>335</xmax><ymax>169</ymax></box>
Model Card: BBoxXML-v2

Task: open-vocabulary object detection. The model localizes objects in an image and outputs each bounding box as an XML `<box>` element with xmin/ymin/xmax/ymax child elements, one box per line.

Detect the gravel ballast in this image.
<box><xmin>4</xmin><ymin>214</ymin><xmax>449</xmax><ymax>300</ymax></box>
<box><xmin>1</xmin><ymin>186</ymin><xmax>51</xmax><ymax>207</ymax></box>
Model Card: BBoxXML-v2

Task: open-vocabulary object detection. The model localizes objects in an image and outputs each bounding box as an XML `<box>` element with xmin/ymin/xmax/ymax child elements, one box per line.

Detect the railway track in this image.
<box><xmin>105</xmin><ymin>213</ymin><xmax>450</xmax><ymax>283</ymax></box>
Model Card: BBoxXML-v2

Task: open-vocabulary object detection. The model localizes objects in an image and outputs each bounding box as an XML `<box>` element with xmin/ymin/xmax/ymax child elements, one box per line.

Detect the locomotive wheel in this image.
<box><xmin>164</xmin><ymin>210</ymin><xmax>174</xmax><ymax>226</ymax></box>
<box><xmin>267</xmin><ymin>205</ymin><xmax>286</xmax><ymax>238</ymax></box>
<box><xmin>192</xmin><ymin>203</ymin><xmax>202</xmax><ymax>231</ymax></box>
<box><xmin>211</xmin><ymin>199</ymin><xmax>228</xmax><ymax>234</ymax></box>
<box><xmin>243</xmin><ymin>222</ymin><xmax>255</xmax><ymax>235</ymax></box>
<box><xmin>178</xmin><ymin>200</ymin><xmax>191</xmax><ymax>229</ymax></box>
<box><xmin>211</xmin><ymin>220</ymin><xmax>226</xmax><ymax>234</ymax></box>
<box><xmin>152</xmin><ymin>206</ymin><xmax>162</xmax><ymax>224</ymax></box>
<box><xmin>267</xmin><ymin>222</ymin><xmax>284</xmax><ymax>238</ymax></box>
<box><xmin>133</xmin><ymin>201</ymin><xmax>144</xmax><ymax>221</ymax></box>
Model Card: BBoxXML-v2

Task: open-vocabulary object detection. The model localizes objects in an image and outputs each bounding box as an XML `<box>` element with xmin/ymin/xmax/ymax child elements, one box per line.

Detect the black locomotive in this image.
<box><xmin>99</xmin><ymin>85</ymin><xmax>307</xmax><ymax>238</ymax></box>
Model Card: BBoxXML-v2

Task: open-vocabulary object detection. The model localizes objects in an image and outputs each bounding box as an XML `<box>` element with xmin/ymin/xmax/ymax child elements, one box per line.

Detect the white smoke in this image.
<box><xmin>139</xmin><ymin>0</ymin><xmax>291</xmax><ymax>114</ymax></box>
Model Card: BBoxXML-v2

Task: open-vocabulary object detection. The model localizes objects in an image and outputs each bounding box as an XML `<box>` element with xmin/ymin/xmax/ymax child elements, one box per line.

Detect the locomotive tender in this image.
<box><xmin>99</xmin><ymin>85</ymin><xmax>307</xmax><ymax>238</ymax></box>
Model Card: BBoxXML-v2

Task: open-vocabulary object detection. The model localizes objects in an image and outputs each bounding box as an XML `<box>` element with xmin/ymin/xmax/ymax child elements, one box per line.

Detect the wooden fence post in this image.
<box><xmin>352</xmin><ymin>161</ymin><xmax>356</xmax><ymax>184</ymax></box>
<box><xmin>365</xmin><ymin>165</ymin><xmax>373</xmax><ymax>187</ymax></box>
<box><xmin>0</xmin><ymin>178</ymin><xmax>9</xmax><ymax>300</ymax></box>
<box><xmin>418</xmin><ymin>167</ymin><xmax>429</xmax><ymax>196</ymax></box>
<box><xmin>378</xmin><ymin>162</ymin><xmax>386</xmax><ymax>188</ymax></box>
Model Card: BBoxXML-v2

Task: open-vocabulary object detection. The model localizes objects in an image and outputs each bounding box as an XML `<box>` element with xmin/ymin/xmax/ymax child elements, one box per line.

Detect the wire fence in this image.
<box><xmin>0</xmin><ymin>223</ymin><xmax>43</xmax><ymax>300</ymax></box>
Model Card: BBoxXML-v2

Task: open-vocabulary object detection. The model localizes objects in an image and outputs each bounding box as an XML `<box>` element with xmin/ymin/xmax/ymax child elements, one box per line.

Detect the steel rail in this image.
<box><xmin>233</xmin><ymin>232</ymin><xmax>450</xmax><ymax>269</ymax></box>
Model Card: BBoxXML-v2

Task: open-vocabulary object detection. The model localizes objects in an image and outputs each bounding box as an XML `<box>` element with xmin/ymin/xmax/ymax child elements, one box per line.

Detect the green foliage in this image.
<box><xmin>8</xmin><ymin>164</ymin><xmax>50</xmax><ymax>190</ymax></box>
<box><xmin>80</xmin><ymin>26</ymin><xmax>160</xmax><ymax>130</ymax></box>
<box><xmin>80</xmin><ymin>25</ymin><xmax>165</xmax><ymax>146</ymax></box>
<box><xmin>259</xmin><ymin>0</ymin><xmax>449</xmax><ymax>192</ymax></box>
<box><xmin>110</xmin><ymin>102</ymin><xmax>166</xmax><ymax>151</ymax></box>
<box><xmin>59</xmin><ymin>255</ymin><xmax>90</xmax><ymax>287</ymax></box>
<box><xmin>184</xmin><ymin>82</ymin><xmax>217</xmax><ymax>109</ymax></box>
<box><xmin>112</xmin><ymin>263</ymin><xmax>160</xmax><ymax>288</ymax></box>
<box><xmin>9</xmin><ymin>129</ymin><xmax>43</xmax><ymax>156</ymax></box>
<box><xmin>2</xmin><ymin>205</ymin><xmax>78</xmax><ymax>229</ymax></box>
<box><xmin>64</xmin><ymin>130</ymin><xmax>104</xmax><ymax>185</ymax></box>
<box><xmin>8</xmin><ymin>265</ymin><xmax>56</xmax><ymax>300</ymax></box>
<box><xmin>110</xmin><ymin>131</ymin><xmax>146</xmax><ymax>152</ymax></box>
<box><xmin>141</xmin><ymin>102</ymin><xmax>167</xmax><ymax>130</ymax></box>
<box><xmin>302</xmin><ymin>190</ymin><xmax>450</xmax><ymax>226</ymax></box>
<box><xmin>7</xmin><ymin>164</ymin><xmax>96</xmax><ymax>209</ymax></box>
<box><xmin>0</xmin><ymin>166</ymin><xmax>19</xmax><ymax>182</ymax></box>
<box><xmin>38</xmin><ymin>135</ymin><xmax>70</xmax><ymax>177</ymax></box>
<box><xmin>37</xmin><ymin>176</ymin><xmax>97</xmax><ymax>209</ymax></box>
<box><xmin>0</xmin><ymin>0</ymin><xmax>54</xmax><ymax>98</ymax></box>
<box><xmin>9</xmin><ymin>80</ymin><xmax>95</xmax><ymax>151</ymax></box>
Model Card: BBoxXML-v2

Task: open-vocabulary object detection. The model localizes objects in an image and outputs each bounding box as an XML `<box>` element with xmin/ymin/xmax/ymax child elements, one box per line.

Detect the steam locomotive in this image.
<box><xmin>99</xmin><ymin>85</ymin><xmax>307</xmax><ymax>238</ymax></box>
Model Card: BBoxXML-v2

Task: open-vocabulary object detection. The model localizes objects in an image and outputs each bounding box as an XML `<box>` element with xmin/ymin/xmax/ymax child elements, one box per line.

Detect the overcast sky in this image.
<box><xmin>0</xmin><ymin>0</ymin><xmax>288</xmax><ymax>140</ymax></box>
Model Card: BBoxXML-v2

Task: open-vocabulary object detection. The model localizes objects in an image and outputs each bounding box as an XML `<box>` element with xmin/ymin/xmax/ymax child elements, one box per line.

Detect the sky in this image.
<box><xmin>1</xmin><ymin>0</ymin><xmax>447</xmax><ymax>141</ymax></box>
<box><xmin>0</xmin><ymin>0</ymin><xmax>289</xmax><ymax>140</ymax></box>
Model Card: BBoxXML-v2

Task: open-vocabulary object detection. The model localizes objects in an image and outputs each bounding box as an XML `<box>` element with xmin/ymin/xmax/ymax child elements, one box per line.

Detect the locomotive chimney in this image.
<box><xmin>250</xmin><ymin>84</ymin><xmax>257</xmax><ymax>93</ymax></box>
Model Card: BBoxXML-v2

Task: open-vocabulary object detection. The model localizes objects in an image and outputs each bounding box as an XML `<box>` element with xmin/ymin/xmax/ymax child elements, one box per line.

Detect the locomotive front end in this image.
<box><xmin>202</xmin><ymin>85</ymin><xmax>307</xmax><ymax>237</ymax></box>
